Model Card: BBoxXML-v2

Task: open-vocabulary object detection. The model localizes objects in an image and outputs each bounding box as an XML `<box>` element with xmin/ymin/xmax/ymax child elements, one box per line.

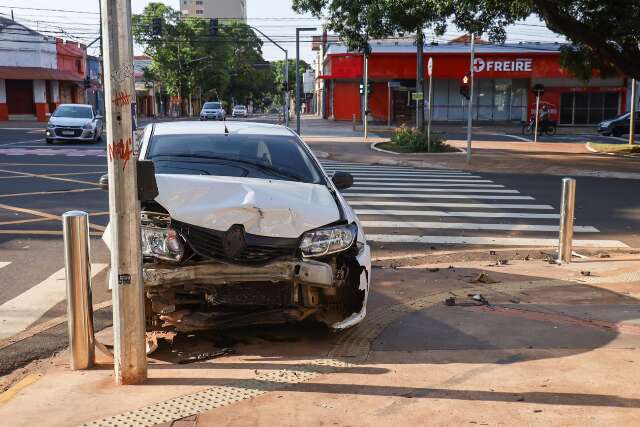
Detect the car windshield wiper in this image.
<box><xmin>154</xmin><ymin>153</ymin><xmax>306</xmax><ymax>182</ymax></box>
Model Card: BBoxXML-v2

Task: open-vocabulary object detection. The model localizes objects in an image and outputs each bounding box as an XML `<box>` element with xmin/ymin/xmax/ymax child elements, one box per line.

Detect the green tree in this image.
<box><xmin>293</xmin><ymin>0</ymin><xmax>640</xmax><ymax>79</ymax></box>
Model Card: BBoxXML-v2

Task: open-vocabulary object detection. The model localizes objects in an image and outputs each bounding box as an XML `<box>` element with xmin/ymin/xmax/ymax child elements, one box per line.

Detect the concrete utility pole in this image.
<box><xmin>466</xmin><ymin>33</ymin><xmax>475</xmax><ymax>163</ymax></box>
<box><xmin>416</xmin><ymin>30</ymin><xmax>424</xmax><ymax>130</ymax></box>
<box><xmin>630</xmin><ymin>78</ymin><xmax>637</xmax><ymax>145</ymax></box>
<box><xmin>363</xmin><ymin>53</ymin><xmax>369</xmax><ymax>139</ymax></box>
<box><xmin>296</xmin><ymin>27</ymin><xmax>316</xmax><ymax>135</ymax></box>
<box><xmin>100</xmin><ymin>0</ymin><xmax>147</xmax><ymax>385</ymax></box>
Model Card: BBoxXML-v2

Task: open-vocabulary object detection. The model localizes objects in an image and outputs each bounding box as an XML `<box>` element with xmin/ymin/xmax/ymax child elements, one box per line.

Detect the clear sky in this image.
<box><xmin>0</xmin><ymin>1</ymin><xmax>563</xmax><ymax>67</ymax></box>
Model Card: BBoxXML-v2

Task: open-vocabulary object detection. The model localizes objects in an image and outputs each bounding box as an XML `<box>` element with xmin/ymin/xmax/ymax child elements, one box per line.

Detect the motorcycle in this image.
<box><xmin>522</xmin><ymin>116</ymin><xmax>557</xmax><ymax>136</ymax></box>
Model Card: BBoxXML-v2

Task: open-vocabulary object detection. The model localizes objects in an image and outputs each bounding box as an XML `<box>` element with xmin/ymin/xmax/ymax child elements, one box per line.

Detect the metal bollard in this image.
<box><xmin>63</xmin><ymin>211</ymin><xmax>95</xmax><ymax>370</ymax></box>
<box><xmin>558</xmin><ymin>178</ymin><xmax>576</xmax><ymax>263</ymax></box>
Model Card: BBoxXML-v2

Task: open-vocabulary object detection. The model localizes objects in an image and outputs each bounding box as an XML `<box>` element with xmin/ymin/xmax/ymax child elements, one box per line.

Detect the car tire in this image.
<box><xmin>612</xmin><ymin>128</ymin><xmax>623</xmax><ymax>137</ymax></box>
<box><xmin>45</xmin><ymin>138</ymin><xmax>53</xmax><ymax>144</ymax></box>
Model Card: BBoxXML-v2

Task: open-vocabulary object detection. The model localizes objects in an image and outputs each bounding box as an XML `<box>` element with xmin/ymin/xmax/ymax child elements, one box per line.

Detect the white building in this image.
<box><xmin>180</xmin><ymin>0</ymin><xmax>247</xmax><ymax>22</ymax></box>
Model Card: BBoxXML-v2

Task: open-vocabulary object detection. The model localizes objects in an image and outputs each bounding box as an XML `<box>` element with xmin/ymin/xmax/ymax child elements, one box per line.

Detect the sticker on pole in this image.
<box><xmin>411</xmin><ymin>92</ymin><xmax>424</xmax><ymax>101</ymax></box>
<box><xmin>427</xmin><ymin>57</ymin><xmax>433</xmax><ymax>77</ymax></box>
<box><xmin>118</xmin><ymin>274</ymin><xmax>131</xmax><ymax>285</ymax></box>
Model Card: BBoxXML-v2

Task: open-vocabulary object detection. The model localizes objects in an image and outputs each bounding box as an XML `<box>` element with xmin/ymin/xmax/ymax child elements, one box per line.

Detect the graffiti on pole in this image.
<box><xmin>108</xmin><ymin>138</ymin><xmax>133</xmax><ymax>171</ymax></box>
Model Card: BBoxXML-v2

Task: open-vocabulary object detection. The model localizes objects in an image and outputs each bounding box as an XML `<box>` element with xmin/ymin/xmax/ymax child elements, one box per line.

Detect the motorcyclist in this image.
<box><xmin>539</xmin><ymin>105</ymin><xmax>550</xmax><ymax>134</ymax></box>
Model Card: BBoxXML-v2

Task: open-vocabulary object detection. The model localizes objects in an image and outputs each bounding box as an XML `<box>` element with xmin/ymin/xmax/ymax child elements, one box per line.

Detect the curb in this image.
<box><xmin>370</xmin><ymin>141</ymin><xmax>466</xmax><ymax>156</ymax></box>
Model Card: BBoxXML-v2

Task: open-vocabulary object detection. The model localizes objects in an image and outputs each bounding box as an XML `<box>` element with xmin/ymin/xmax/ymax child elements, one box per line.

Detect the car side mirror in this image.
<box><xmin>95</xmin><ymin>115</ymin><xmax>103</xmax><ymax>120</ymax></box>
<box><xmin>97</xmin><ymin>160</ymin><xmax>159</xmax><ymax>202</ymax></box>
<box><xmin>331</xmin><ymin>171</ymin><xmax>354</xmax><ymax>190</ymax></box>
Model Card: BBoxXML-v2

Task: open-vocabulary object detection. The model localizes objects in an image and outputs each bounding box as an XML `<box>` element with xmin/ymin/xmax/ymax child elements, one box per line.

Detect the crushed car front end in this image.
<box><xmin>139</xmin><ymin>201</ymin><xmax>370</xmax><ymax>332</ymax></box>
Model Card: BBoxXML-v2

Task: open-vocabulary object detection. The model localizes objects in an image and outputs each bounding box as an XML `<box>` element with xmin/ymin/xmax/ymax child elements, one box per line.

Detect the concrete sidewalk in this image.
<box><xmin>1</xmin><ymin>250</ymin><xmax>639</xmax><ymax>426</ymax></box>
<box><xmin>300</xmin><ymin>116</ymin><xmax>640</xmax><ymax>179</ymax></box>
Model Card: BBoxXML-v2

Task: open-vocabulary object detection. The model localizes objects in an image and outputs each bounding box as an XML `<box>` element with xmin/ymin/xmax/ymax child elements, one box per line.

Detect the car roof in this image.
<box><xmin>57</xmin><ymin>104</ymin><xmax>92</xmax><ymax>108</ymax></box>
<box><xmin>152</xmin><ymin>121</ymin><xmax>296</xmax><ymax>137</ymax></box>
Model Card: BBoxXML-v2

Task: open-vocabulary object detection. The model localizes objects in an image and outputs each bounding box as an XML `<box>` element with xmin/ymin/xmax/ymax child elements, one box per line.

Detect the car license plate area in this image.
<box><xmin>62</xmin><ymin>130</ymin><xmax>75</xmax><ymax>136</ymax></box>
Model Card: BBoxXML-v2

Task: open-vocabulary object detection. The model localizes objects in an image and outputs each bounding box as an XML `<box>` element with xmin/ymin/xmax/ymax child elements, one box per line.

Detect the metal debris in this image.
<box><xmin>489</xmin><ymin>250</ymin><xmax>496</xmax><ymax>255</ymax></box>
<box><xmin>580</xmin><ymin>271</ymin><xmax>591</xmax><ymax>276</ymax></box>
<box><xmin>444</xmin><ymin>294</ymin><xmax>490</xmax><ymax>307</ymax></box>
<box><xmin>497</xmin><ymin>259</ymin><xmax>509</xmax><ymax>265</ymax></box>
<box><xmin>471</xmin><ymin>272</ymin><xmax>499</xmax><ymax>284</ymax></box>
<box><xmin>178</xmin><ymin>348</ymin><xmax>234</xmax><ymax>364</ymax></box>
<box><xmin>599</xmin><ymin>253</ymin><xmax>611</xmax><ymax>258</ymax></box>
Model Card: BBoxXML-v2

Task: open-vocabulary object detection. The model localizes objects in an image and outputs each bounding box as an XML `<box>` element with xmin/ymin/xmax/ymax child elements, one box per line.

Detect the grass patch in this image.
<box><xmin>587</xmin><ymin>142</ymin><xmax>640</xmax><ymax>154</ymax></box>
<box><xmin>382</xmin><ymin>126</ymin><xmax>459</xmax><ymax>153</ymax></box>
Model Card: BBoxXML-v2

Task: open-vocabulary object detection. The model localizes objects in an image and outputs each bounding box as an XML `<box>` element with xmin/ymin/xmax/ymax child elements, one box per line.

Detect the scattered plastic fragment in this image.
<box><xmin>178</xmin><ymin>348</ymin><xmax>234</xmax><ymax>364</ymax></box>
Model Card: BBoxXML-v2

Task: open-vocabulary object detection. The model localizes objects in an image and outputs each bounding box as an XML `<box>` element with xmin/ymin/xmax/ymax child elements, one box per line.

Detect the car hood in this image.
<box><xmin>49</xmin><ymin>117</ymin><xmax>92</xmax><ymax>127</ymax></box>
<box><xmin>155</xmin><ymin>174</ymin><xmax>341</xmax><ymax>238</ymax></box>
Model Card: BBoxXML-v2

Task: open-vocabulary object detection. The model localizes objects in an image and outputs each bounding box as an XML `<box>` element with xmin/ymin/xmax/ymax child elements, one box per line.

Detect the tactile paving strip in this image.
<box><xmin>81</xmin><ymin>359</ymin><xmax>351</xmax><ymax>427</ymax></box>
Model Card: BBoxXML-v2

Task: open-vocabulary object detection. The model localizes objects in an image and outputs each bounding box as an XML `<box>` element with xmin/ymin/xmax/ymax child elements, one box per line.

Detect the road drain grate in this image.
<box><xmin>81</xmin><ymin>359</ymin><xmax>350</xmax><ymax>427</ymax></box>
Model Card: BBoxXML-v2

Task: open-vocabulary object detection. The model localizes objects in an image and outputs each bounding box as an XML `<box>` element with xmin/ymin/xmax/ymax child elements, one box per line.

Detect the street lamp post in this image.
<box><xmin>248</xmin><ymin>26</ymin><xmax>289</xmax><ymax>126</ymax></box>
<box><xmin>296</xmin><ymin>27</ymin><xmax>317</xmax><ymax>135</ymax></box>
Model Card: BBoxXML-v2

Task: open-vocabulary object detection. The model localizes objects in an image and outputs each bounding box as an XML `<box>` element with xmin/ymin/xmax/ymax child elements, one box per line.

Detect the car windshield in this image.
<box><xmin>147</xmin><ymin>133</ymin><xmax>323</xmax><ymax>184</ymax></box>
<box><xmin>53</xmin><ymin>106</ymin><xmax>92</xmax><ymax>119</ymax></box>
<box><xmin>234</xmin><ymin>106</ymin><xmax>246</xmax><ymax>110</ymax></box>
<box><xmin>203</xmin><ymin>102</ymin><xmax>221</xmax><ymax>109</ymax></box>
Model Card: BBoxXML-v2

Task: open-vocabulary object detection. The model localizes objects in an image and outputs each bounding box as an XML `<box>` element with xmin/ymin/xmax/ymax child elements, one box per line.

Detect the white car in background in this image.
<box><xmin>103</xmin><ymin>121</ymin><xmax>370</xmax><ymax>331</ymax></box>
<box><xmin>232</xmin><ymin>105</ymin><xmax>248</xmax><ymax>118</ymax></box>
<box><xmin>45</xmin><ymin>104</ymin><xmax>103</xmax><ymax>144</ymax></box>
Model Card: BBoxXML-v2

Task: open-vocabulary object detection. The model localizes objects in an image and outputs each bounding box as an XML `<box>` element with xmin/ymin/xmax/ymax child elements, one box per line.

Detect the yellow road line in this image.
<box><xmin>0</xmin><ymin>229</ymin><xmax>103</xmax><ymax>236</ymax></box>
<box><xmin>0</xmin><ymin>218</ymin><xmax>52</xmax><ymax>226</ymax></box>
<box><xmin>0</xmin><ymin>171</ymin><xmax>105</xmax><ymax>180</ymax></box>
<box><xmin>88</xmin><ymin>211</ymin><xmax>110</xmax><ymax>216</ymax></box>
<box><xmin>0</xmin><ymin>168</ymin><xmax>99</xmax><ymax>186</ymax></box>
<box><xmin>0</xmin><ymin>187</ymin><xmax>100</xmax><ymax>199</ymax></box>
<box><xmin>0</xmin><ymin>373</ymin><xmax>43</xmax><ymax>405</ymax></box>
<box><xmin>0</xmin><ymin>203</ymin><xmax>106</xmax><ymax>232</ymax></box>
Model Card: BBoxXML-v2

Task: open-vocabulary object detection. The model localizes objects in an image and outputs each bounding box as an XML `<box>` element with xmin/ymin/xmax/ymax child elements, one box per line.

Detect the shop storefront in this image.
<box><xmin>318</xmin><ymin>40</ymin><xmax>628</xmax><ymax>125</ymax></box>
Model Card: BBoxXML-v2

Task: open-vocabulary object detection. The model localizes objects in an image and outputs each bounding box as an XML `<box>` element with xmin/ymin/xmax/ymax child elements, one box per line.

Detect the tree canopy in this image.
<box><xmin>293</xmin><ymin>0</ymin><xmax>640</xmax><ymax>79</ymax></box>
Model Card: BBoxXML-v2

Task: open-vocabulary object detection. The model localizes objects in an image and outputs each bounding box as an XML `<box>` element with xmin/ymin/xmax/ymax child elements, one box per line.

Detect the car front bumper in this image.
<box><xmin>46</xmin><ymin>128</ymin><xmax>97</xmax><ymax>141</ymax></box>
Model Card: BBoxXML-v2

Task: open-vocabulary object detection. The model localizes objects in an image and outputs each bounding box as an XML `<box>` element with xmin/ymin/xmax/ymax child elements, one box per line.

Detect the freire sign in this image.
<box><xmin>474</xmin><ymin>57</ymin><xmax>533</xmax><ymax>73</ymax></box>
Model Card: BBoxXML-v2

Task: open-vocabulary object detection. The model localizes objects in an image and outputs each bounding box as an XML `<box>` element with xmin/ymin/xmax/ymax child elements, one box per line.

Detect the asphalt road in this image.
<box><xmin>0</xmin><ymin>118</ymin><xmax>638</xmax><ymax>375</ymax></box>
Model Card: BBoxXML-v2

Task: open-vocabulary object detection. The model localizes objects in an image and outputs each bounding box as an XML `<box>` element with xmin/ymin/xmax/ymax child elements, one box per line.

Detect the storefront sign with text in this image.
<box><xmin>474</xmin><ymin>58</ymin><xmax>533</xmax><ymax>73</ymax></box>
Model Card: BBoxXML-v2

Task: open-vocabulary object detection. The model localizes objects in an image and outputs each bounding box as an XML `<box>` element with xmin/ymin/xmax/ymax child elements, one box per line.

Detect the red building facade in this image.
<box><xmin>320</xmin><ymin>40</ymin><xmax>629</xmax><ymax>125</ymax></box>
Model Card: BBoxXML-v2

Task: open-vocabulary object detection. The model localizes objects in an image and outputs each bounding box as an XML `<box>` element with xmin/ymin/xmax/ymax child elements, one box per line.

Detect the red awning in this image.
<box><xmin>0</xmin><ymin>66</ymin><xmax>84</xmax><ymax>81</ymax></box>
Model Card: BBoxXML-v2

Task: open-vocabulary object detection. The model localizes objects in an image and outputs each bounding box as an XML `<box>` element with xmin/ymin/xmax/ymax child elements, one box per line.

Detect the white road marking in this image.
<box><xmin>0</xmin><ymin>139</ymin><xmax>45</xmax><ymax>147</ymax></box>
<box><xmin>322</xmin><ymin>163</ymin><xmax>463</xmax><ymax>173</ymax></box>
<box><xmin>0</xmin><ymin>263</ymin><xmax>108</xmax><ymax>340</ymax></box>
<box><xmin>361</xmin><ymin>220</ymin><xmax>598</xmax><ymax>233</ymax></box>
<box><xmin>366</xmin><ymin>234</ymin><xmax>628</xmax><ymax>248</ymax></box>
<box><xmin>323</xmin><ymin>167</ymin><xmax>470</xmax><ymax>175</ymax></box>
<box><xmin>346</xmin><ymin>181</ymin><xmax>504</xmax><ymax>188</ymax></box>
<box><xmin>347</xmin><ymin>186</ymin><xmax>519</xmax><ymax>194</ymax></box>
<box><xmin>355</xmin><ymin>209</ymin><xmax>560</xmax><ymax>219</ymax></box>
<box><xmin>345</xmin><ymin>193</ymin><xmax>534</xmax><ymax>200</ymax></box>
<box><xmin>350</xmin><ymin>177</ymin><xmax>494</xmax><ymax>183</ymax></box>
<box><xmin>326</xmin><ymin>171</ymin><xmax>480</xmax><ymax>178</ymax></box>
<box><xmin>0</xmin><ymin>262</ymin><xmax>10</xmax><ymax>270</ymax></box>
<box><xmin>347</xmin><ymin>200</ymin><xmax>555</xmax><ymax>210</ymax></box>
<box><xmin>501</xmin><ymin>133</ymin><xmax>533</xmax><ymax>142</ymax></box>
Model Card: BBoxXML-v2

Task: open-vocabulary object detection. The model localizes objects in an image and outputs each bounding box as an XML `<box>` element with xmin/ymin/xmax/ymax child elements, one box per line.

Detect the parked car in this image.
<box><xmin>45</xmin><ymin>104</ymin><xmax>103</xmax><ymax>144</ymax></box>
<box><xmin>598</xmin><ymin>112</ymin><xmax>640</xmax><ymax>137</ymax></box>
<box><xmin>101</xmin><ymin>121</ymin><xmax>370</xmax><ymax>331</ymax></box>
<box><xmin>232</xmin><ymin>105</ymin><xmax>248</xmax><ymax>118</ymax></box>
<box><xmin>199</xmin><ymin>101</ymin><xmax>226</xmax><ymax>121</ymax></box>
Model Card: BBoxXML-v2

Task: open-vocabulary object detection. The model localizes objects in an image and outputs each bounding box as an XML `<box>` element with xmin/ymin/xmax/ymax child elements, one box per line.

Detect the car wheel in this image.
<box><xmin>612</xmin><ymin>128</ymin><xmax>623</xmax><ymax>137</ymax></box>
<box><xmin>45</xmin><ymin>138</ymin><xmax>53</xmax><ymax>144</ymax></box>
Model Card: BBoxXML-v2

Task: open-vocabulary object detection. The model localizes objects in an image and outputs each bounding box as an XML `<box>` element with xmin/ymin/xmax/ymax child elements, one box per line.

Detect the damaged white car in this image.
<box><xmin>104</xmin><ymin>121</ymin><xmax>370</xmax><ymax>332</ymax></box>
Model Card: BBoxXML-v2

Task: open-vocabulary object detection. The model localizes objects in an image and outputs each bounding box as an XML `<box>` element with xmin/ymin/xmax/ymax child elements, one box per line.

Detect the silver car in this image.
<box><xmin>232</xmin><ymin>105</ymin><xmax>248</xmax><ymax>118</ymax></box>
<box><xmin>45</xmin><ymin>104</ymin><xmax>103</xmax><ymax>144</ymax></box>
<box><xmin>199</xmin><ymin>101</ymin><xmax>226</xmax><ymax>121</ymax></box>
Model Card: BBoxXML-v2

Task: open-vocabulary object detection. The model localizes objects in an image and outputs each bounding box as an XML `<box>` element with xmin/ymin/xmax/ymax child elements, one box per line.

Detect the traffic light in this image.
<box><xmin>209</xmin><ymin>18</ymin><xmax>219</xmax><ymax>37</ymax></box>
<box><xmin>151</xmin><ymin>18</ymin><xmax>162</xmax><ymax>36</ymax></box>
<box><xmin>359</xmin><ymin>82</ymin><xmax>364</xmax><ymax>95</ymax></box>
<box><xmin>459</xmin><ymin>74</ymin><xmax>470</xmax><ymax>100</ymax></box>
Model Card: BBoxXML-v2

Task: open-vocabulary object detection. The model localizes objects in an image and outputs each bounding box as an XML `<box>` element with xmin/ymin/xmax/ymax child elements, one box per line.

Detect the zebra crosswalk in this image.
<box><xmin>320</xmin><ymin>160</ymin><xmax>628</xmax><ymax>248</ymax></box>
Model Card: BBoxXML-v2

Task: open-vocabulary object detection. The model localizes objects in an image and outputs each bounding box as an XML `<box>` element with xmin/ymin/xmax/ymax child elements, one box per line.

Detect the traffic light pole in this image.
<box><xmin>295</xmin><ymin>27</ymin><xmax>316</xmax><ymax>135</ymax></box>
<box><xmin>534</xmin><ymin>93</ymin><xmax>541</xmax><ymax>143</ymax></box>
<box><xmin>416</xmin><ymin>30</ymin><xmax>424</xmax><ymax>130</ymax></box>
<box><xmin>101</xmin><ymin>0</ymin><xmax>147</xmax><ymax>385</ymax></box>
<box><xmin>466</xmin><ymin>33</ymin><xmax>475</xmax><ymax>163</ymax></box>
<box><xmin>364</xmin><ymin>53</ymin><xmax>369</xmax><ymax>139</ymax></box>
<box><xmin>630</xmin><ymin>78</ymin><xmax>636</xmax><ymax>146</ymax></box>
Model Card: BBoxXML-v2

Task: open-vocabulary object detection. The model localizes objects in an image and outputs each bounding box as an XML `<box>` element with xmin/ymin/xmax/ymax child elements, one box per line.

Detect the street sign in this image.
<box><xmin>427</xmin><ymin>57</ymin><xmax>433</xmax><ymax>77</ymax></box>
<box><xmin>411</xmin><ymin>92</ymin><xmax>424</xmax><ymax>101</ymax></box>
<box><xmin>533</xmin><ymin>83</ymin><xmax>545</xmax><ymax>96</ymax></box>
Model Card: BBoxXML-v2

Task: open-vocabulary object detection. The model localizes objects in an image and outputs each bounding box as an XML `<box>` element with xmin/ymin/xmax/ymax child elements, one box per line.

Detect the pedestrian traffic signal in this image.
<box><xmin>460</xmin><ymin>74</ymin><xmax>470</xmax><ymax>100</ymax></box>
<box><xmin>359</xmin><ymin>83</ymin><xmax>364</xmax><ymax>94</ymax></box>
<box><xmin>209</xmin><ymin>18</ymin><xmax>219</xmax><ymax>37</ymax></box>
<box><xmin>151</xmin><ymin>18</ymin><xmax>162</xmax><ymax>36</ymax></box>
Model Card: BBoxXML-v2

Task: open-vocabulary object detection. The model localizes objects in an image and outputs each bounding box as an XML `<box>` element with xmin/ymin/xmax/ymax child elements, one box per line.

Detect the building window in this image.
<box><xmin>196</xmin><ymin>0</ymin><xmax>203</xmax><ymax>4</ymax></box>
<box><xmin>559</xmin><ymin>92</ymin><xmax>619</xmax><ymax>125</ymax></box>
<box><xmin>196</xmin><ymin>9</ymin><xmax>204</xmax><ymax>14</ymax></box>
<box><xmin>76</xmin><ymin>59</ymin><xmax>83</xmax><ymax>74</ymax></box>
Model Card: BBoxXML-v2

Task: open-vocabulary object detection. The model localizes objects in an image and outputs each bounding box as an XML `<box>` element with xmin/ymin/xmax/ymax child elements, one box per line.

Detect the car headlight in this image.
<box><xmin>140</xmin><ymin>212</ymin><xmax>184</xmax><ymax>262</ymax></box>
<box><xmin>600</xmin><ymin>121</ymin><xmax>610</xmax><ymax>127</ymax></box>
<box><xmin>47</xmin><ymin>123</ymin><xmax>55</xmax><ymax>129</ymax></box>
<box><xmin>300</xmin><ymin>223</ymin><xmax>357</xmax><ymax>257</ymax></box>
<box><xmin>83</xmin><ymin>123</ymin><xmax>94</xmax><ymax>130</ymax></box>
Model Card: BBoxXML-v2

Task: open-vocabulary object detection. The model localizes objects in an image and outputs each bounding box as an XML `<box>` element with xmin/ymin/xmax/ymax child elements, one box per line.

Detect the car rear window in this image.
<box><xmin>147</xmin><ymin>133</ymin><xmax>322</xmax><ymax>184</ymax></box>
